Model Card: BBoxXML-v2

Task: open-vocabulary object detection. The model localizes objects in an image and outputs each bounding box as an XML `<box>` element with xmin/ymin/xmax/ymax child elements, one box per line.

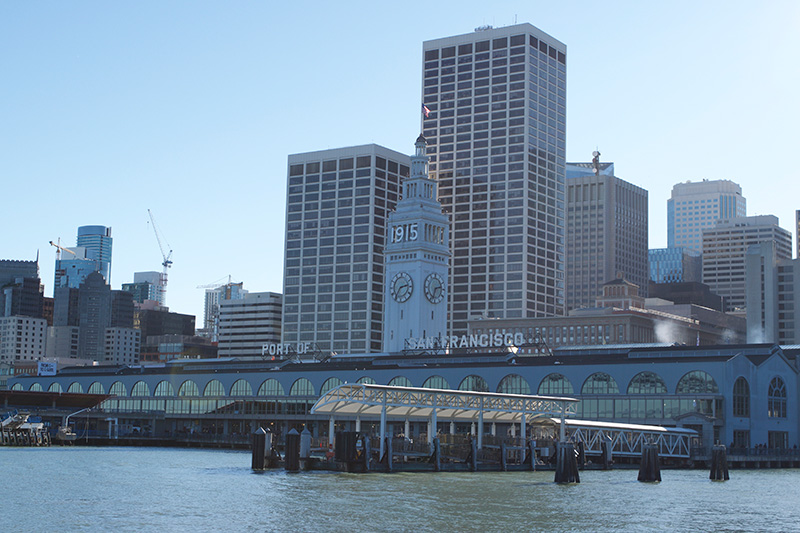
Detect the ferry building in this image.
<box><xmin>6</xmin><ymin>137</ymin><xmax>800</xmax><ymax>454</ymax></box>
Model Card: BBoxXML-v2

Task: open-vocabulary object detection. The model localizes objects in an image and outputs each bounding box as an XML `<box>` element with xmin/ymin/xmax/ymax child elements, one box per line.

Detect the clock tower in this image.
<box><xmin>383</xmin><ymin>135</ymin><xmax>450</xmax><ymax>352</ymax></box>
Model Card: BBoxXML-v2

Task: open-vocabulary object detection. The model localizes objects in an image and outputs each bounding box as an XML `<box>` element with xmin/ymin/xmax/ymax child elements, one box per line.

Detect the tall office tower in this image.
<box><xmin>565</xmin><ymin>160</ymin><xmax>648</xmax><ymax>311</ymax></box>
<box><xmin>746</xmin><ymin>241</ymin><xmax>800</xmax><ymax>344</ymax></box>
<box><xmin>383</xmin><ymin>135</ymin><xmax>450</xmax><ymax>352</ymax></box>
<box><xmin>796</xmin><ymin>210</ymin><xmax>799</xmax><ymax>258</ymax></box>
<box><xmin>422</xmin><ymin>24</ymin><xmax>567</xmax><ymax>337</ymax></box>
<box><xmin>1</xmin><ymin>277</ymin><xmax>44</xmax><ymax>318</ymax></box>
<box><xmin>668</xmin><ymin>179</ymin><xmax>746</xmax><ymax>251</ymax></box>
<box><xmin>649</xmin><ymin>247</ymin><xmax>702</xmax><ymax>284</ymax></box>
<box><xmin>76</xmin><ymin>225</ymin><xmax>113</xmax><ymax>282</ymax></box>
<box><xmin>122</xmin><ymin>271</ymin><xmax>164</xmax><ymax>306</ymax></box>
<box><xmin>77</xmin><ymin>272</ymin><xmax>112</xmax><ymax>361</ymax></box>
<box><xmin>282</xmin><ymin>144</ymin><xmax>411</xmax><ymax>353</ymax></box>
<box><xmin>202</xmin><ymin>281</ymin><xmax>246</xmax><ymax>341</ymax></box>
<box><xmin>218</xmin><ymin>292</ymin><xmax>281</xmax><ymax>358</ymax></box>
<box><xmin>703</xmin><ymin>215</ymin><xmax>792</xmax><ymax>313</ymax></box>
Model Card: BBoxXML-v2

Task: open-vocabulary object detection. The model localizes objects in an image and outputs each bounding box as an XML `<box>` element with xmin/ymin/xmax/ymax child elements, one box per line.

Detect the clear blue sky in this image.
<box><xmin>2</xmin><ymin>1</ymin><xmax>798</xmax><ymax>322</ymax></box>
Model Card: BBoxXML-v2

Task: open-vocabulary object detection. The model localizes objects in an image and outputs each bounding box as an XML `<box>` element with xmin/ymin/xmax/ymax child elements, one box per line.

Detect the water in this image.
<box><xmin>2</xmin><ymin>447</ymin><xmax>800</xmax><ymax>532</ymax></box>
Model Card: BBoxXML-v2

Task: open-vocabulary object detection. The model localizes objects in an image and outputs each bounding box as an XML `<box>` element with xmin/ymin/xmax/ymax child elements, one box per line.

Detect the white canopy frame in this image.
<box><xmin>310</xmin><ymin>383</ymin><xmax>579</xmax><ymax>458</ymax></box>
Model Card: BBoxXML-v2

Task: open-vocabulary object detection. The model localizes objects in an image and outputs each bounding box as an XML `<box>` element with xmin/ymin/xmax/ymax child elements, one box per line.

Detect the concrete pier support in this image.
<box><xmin>328</xmin><ymin>417</ymin><xmax>335</xmax><ymax>447</ymax></box>
<box><xmin>300</xmin><ymin>427</ymin><xmax>312</xmax><ymax>470</ymax></box>
<box><xmin>500</xmin><ymin>441</ymin><xmax>508</xmax><ymax>471</ymax></box>
<box><xmin>285</xmin><ymin>429</ymin><xmax>300</xmax><ymax>472</ymax></box>
<box><xmin>710</xmin><ymin>444</ymin><xmax>730</xmax><ymax>481</ymax></box>
<box><xmin>638</xmin><ymin>442</ymin><xmax>661</xmax><ymax>482</ymax></box>
<box><xmin>554</xmin><ymin>442</ymin><xmax>580</xmax><ymax>483</ymax></box>
<box><xmin>251</xmin><ymin>427</ymin><xmax>267</xmax><ymax>470</ymax></box>
<box><xmin>430</xmin><ymin>437</ymin><xmax>441</xmax><ymax>471</ymax></box>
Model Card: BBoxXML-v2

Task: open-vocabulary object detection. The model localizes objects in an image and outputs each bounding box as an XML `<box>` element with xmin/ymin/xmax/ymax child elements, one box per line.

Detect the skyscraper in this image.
<box><xmin>668</xmin><ymin>179</ymin><xmax>746</xmax><ymax>251</ymax></box>
<box><xmin>565</xmin><ymin>160</ymin><xmax>648</xmax><ymax>311</ymax></box>
<box><xmin>282</xmin><ymin>144</ymin><xmax>411</xmax><ymax>353</ymax></box>
<box><xmin>746</xmin><ymin>240</ymin><xmax>800</xmax><ymax>344</ymax></box>
<box><xmin>703</xmin><ymin>215</ymin><xmax>792</xmax><ymax>312</ymax></box>
<box><xmin>76</xmin><ymin>225</ymin><xmax>113</xmax><ymax>281</ymax></box>
<box><xmin>422</xmin><ymin>23</ymin><xmax>567</xmax><ymax>337</ymax></box>
<box><xmin>54</xmin><ymin>225</ymin><xmax>113</xmax><ymax>289</ymax></box>
<box><xmin>218</xmin><ymin>292</ymin><xmax>282</xmax><ymax>358</ymax></box>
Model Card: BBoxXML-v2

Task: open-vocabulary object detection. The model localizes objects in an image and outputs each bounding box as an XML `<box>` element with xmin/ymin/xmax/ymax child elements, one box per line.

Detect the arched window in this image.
<box><xmin>67</xmin><ymin>382</ymin><xmax>84</xmax><ymax>394</ymax></box>
<box><xmin>29</xmin><ymin>383</ymin><xmax>43</xmax><ymax>392</ymax></box>
<box><xmin>230</xmin><ymin>379</ymin><xmax>253</xmax><ymax>396</ymax></box>
<box><xmin>320</xmin><ymin>377</ymin><xmax>342</xmax><ymax>395</ymax></box>
<box><xmin>11</xmin><ymin>383</ymin><xmax>23</xmax><ymax>391</ymax></box>
<box><xmin>131</xmin><ymin>381</ymin><xmax>150</xmax><ymax>397</ymax></box>
<box><xmin>178</xmin><ymin>380</ymin><xmax>199</xmax><ymax>397</ymax></box>
<box><xmin>388</xmin><ymin>376</ymin><xmax>412</xmax><ymax>387</ymax></box>
<box><xmin>422</xmin><ymin>375</ymin><xmax>450</xmax><ymax>389</ymax></box>
<box><xmin>203</xmin><ymin>380</ymin><xmax>224</xmax><ymax>397</ymax></box>
<box><xmin>676</xmin><ymin>371</ymin><xmax>719</xmax><ymax>394</ymax></box>
<box><xmin>732</xmin><ymin>377</ymin><xmax>749</xmax><ymax>417</ymax></box>
<box><xmin>768</xmin><ymin>377</ymin><xmax>787</xmax><ymax>418</ymax></box>
<box><xmin>458</xmin><ymin>375</ymin><xmax>489</xmax><ymax>392</ymax></box>
<box><xmin>257</xmin><ymin>379</ymin><xmax>285</xmax><ymax>396</ymax></box>
<box><xmin>581</xmin><ymin>373</ymin><xmax>620</xmax><ymax>394</ymax></box>
<box><xmin>88</xmin><ymin>382</ymin><xmax>105</xmax><ymax>395</ymax></box>
<box><xmin>154</xmin><ymin>381</ymin><xmax>175</xmax><ymax>397</ymax></box>
<box><xmin>290</xmin><ymin>378</ymin><xmax>315</xmax><ymax>396</ymax></box>
<box><xmin>48</xmin><ymin>382</ymin><xmax>63</xmax><ymax>393</ymax></box>
<box><xmin>538</xmin><ymin>374</ymin><xmax>573</xmax><ymax>395</ymax></box>
<box><xmin>357</xmin><ymin>377</ymin><xmax>376</xmax><ymax>385</ymax></box>
<box><xmin>627</xmin><ymin>372</ymin><xmax>667</xmax><ymax>394</ymax></box>
<box><xmin>109</xmin><ymin>381</ymin><xmax>127</xmax><ymax>396</ymax></box>
<box><xmin>497</xmin><ymin>374</ymin><xmax>531</xmax><ymax>395</ymax></box>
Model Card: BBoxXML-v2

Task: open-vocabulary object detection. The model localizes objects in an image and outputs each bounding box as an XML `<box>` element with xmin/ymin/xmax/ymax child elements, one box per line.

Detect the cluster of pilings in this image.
<box><xmin>0</xmin><ymin>428</ymin><xmax>51</xmax><ymax>447</ymax></box>
<box><xmin>250</xmin><ymin>431</ymin><xmax>731</xmax><ymax>483</ymax></box>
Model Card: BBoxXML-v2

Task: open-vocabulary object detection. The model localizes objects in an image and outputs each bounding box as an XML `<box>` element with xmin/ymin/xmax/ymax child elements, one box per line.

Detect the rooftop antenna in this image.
<box><xmin>592</xmin><ymin>150</ymin><xmax>601</xmax><ymax>177</ymax></box>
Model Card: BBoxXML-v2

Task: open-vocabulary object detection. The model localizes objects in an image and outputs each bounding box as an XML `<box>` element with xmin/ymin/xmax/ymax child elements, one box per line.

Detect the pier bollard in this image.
<box><xmin>381</xmin><ymin>437</ymin><xmax>393</xmax><ymax>472</ymax></box>
<box><xmin>469</xmin><ymin>437</ymin><xmax>478</xmax><ymax>471</ymax></box>
<box><xmin>601</xmin><ymin>439</ymin><xmax>612</xmax><ymax>470</ymax></box>
<box><xmin>527</xmin><ymin>440</ymin><xmax>537</xmax><ymax>471</ymax></box>
<box><xmin>554</xmin><ymin>442</ymin><xmax>580</xmax><ymax>483</ymax></box>
<box><xmin>710</xmin><ymin>443</ymin><xmax>730</xmax><ymax>481</ymax></box>
<box><xmin>251</xmin><ymin>427</ymin><xmax>267</xmax><ymax>470</ymax></box>
<box><xmin>285</xmin><ymin>429</ymin><xmax>301</xmax><ymax>472</ymax></box>
<box><xmin>299</xmin><ymin>427</ymin><xmax>312</xmax><ymax>469</ymax></box>
<box><xmin>429</xmin><ymin>437</ymin><xmax>441</xmax><ymax>472</ymax></box>
<box><xmin>638</xmin><ymin>442</ymin><xmax>661</xmax><ymax>482</ymax></box>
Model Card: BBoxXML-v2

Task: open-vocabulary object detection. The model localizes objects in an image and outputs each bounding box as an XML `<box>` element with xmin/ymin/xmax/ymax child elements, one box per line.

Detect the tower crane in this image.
<box><xmin>147</xmin><ymin>209</ymin><xmax>173</xmax><ymax>305</ymax></box>
<box><xmin>49</xmin><ymin>240</ymin><xmax>79</xmax><ymax>260</ymax></box>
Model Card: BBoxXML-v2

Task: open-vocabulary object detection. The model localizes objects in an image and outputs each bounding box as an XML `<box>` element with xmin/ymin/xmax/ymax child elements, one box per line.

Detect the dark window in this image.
<box><xmin>425</xmin><ymin>49</ymin><xmax>439</xmax><ymax>61</ymax></box>
<box><xmin>476</xmin><ymin>40</ymin><xmax>489</xmax><ymax>52</ymax></box>
<box><xmin>492</xmin><ymin>37</ymin><xmax>507</xmax><ymax>49</ymax></box>
<box><xmin>458</xmin><ymin>43</ymin><xmax>473</xmax><ymax>55</ymax></box>
<box><xmin>442</xmin><ymin>46</ymin><xmax>455</xmax><ymax>58</ymax></box>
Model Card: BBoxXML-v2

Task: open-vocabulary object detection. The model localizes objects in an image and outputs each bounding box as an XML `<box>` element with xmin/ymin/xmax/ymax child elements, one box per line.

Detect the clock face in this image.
<box><xmin>390</xmin><ymin>272</ymin><xmax>413</xmax><ymax>303</ymax></box>
<box><xmin>424</xmin><ymin>273</ymin><xmax>445</xmax><ymax>304</ymax></box>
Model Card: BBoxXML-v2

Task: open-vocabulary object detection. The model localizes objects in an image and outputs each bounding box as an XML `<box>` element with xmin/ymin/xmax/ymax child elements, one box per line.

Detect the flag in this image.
<box><xmin>422</xmin><ymin>104</ymin><xmax>430</xmax><ymax>118</ymax></box>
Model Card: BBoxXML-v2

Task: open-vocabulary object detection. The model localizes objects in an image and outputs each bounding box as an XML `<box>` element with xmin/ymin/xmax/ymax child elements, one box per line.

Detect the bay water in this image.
<box><xmin>2</xmin><ymin>446</ymin><xmax>799</xmax><ymax>532</ymax></box>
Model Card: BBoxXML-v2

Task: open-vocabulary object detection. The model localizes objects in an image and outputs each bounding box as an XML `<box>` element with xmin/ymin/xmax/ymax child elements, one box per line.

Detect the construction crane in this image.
<box><xmin>49</xmin><ymin>239</ymin><xmax>79</xmax><ymax>260</ymax></box>
<box><xmin>147</xmin><ymin>209</ymin><xmax>173</xmax><ymax>305</ymax></box>
<box><xmin>196</xmin><ymin>275</ymin><xmax>236</xmax><ymax>290</ymax></box>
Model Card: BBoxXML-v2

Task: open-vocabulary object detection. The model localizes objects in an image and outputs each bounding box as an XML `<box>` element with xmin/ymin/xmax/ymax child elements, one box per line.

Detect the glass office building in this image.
<box><xmin>421</xmin><ymin>23</ymin><xmax>567</xmax><ymax>337</ymax></box>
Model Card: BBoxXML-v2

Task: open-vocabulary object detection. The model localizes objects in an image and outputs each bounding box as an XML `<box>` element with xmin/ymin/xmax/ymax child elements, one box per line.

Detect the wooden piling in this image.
<box><xmin>251</xmin><ymin>427</ymin><xmax>267</xmax><ymax>471</ymax></box>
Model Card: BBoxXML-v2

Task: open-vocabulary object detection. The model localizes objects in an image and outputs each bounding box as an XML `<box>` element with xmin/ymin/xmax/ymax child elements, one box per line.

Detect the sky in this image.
<box><xmin>2</xmin><ymin>1</ymin><xmax>799</xmax><ymax>322</ymax></box>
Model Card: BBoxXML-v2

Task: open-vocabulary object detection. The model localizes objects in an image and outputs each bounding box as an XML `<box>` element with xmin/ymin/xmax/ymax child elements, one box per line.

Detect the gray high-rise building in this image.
<box><xmin>746</xmin><ymin>240</ymin><xmax>800</xmax><ymax>344</ymax></box>
<box><xmin>668</xmin><ymin>179</ymin><xmax>746</xmax><ymax>251</ymax></box>
<box><xmin>565</xmin><ymin>160</ymin><xmax>648</xmax><ymax>311</ymax></box>
<box><xmin>282</xmin><ymin>144</ymin><xmax>411</xmax><ymax>353</ymax></box>
<box><xmin>422</xmin><ymin>23</ymin><xmax>567</xmax><ymax>337</ymax></box>
<box><xmin>703</xmin><ymin>215</ymin><xmax>792</xmax><ymax>313</ymax></box>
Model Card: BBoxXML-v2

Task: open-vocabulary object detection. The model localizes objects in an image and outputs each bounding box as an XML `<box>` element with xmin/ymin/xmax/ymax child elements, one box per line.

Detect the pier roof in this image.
<box><xmin>310</xmin><ymin>383</ymin><xmax>578</xmax><ymax>423</ymax></box>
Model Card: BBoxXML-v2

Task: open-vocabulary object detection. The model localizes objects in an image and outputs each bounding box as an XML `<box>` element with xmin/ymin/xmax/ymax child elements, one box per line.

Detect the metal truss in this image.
<box><xmin>564</xmin><ymin>421</ymin><xmax>696</xmax><ymax>458</ymax></box>
<box><xmin>311</xmin><ymin>383</ymin><xmax>578</xmax><ymax>423</ymax></box>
